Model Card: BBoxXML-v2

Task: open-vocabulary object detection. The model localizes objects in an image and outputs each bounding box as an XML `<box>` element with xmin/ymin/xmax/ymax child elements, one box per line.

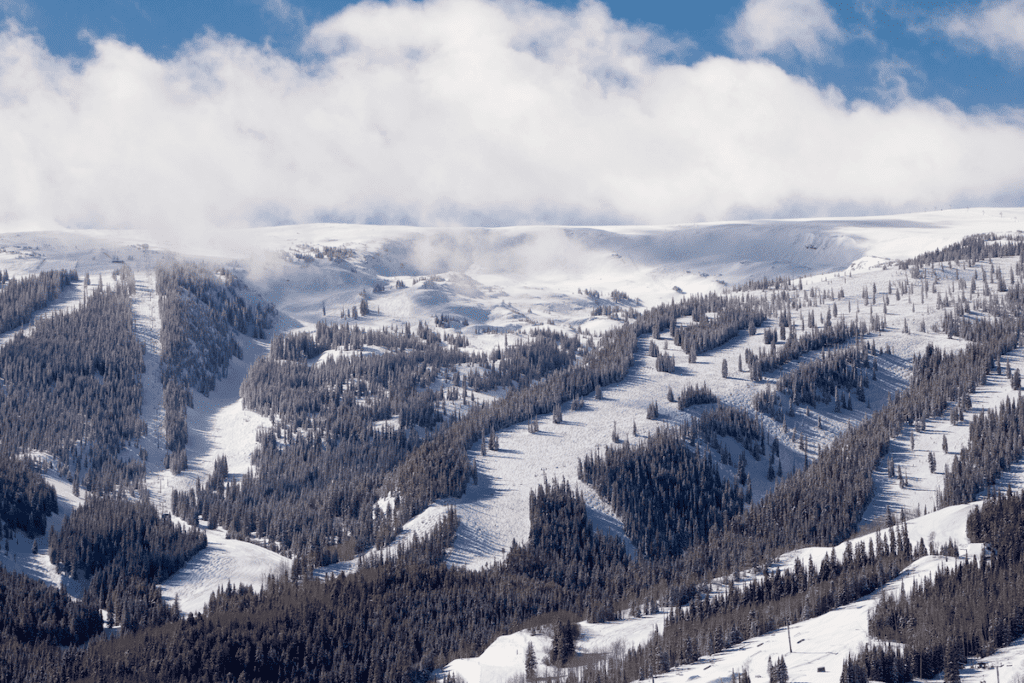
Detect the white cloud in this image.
<box><xmin>939</xmin><ymin>0</ymin><xmax>1024</xmax><ymax>65</ymax></box>
<box><xmin>872</xmin><ymin>55</ymin><xmax>925</xmax><ymax>106</ymax></box>
<box><xmin>0</xmin><ymin>0</ymin><xmax>1021</xmax><ymax>236</ymax></box>
<box><xmin>725</xmin><ymin>0</ymin><xmax>845</xmax><ymax>61</ymax></box>
<box><xmin>263</xmin><ymin>0</ymin><xmax>305</xmax><ymax>26</ymax></box>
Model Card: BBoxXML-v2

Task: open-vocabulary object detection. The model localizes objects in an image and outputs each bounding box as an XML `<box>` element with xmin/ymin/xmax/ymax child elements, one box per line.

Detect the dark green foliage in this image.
<box><xmin>10</xmin><ymin>242</ymin><xmax>1024</xmax><ymax>682</ymax></box>
<box><xmin>192</xmin><ymin>319</ymin><xmax>635</xmax><ymax>559</ymax></box>
<box><xmin>693</xmin><ymin>405</ymin><xmax>766</xmax><ymax>456</ymax></box>
<box><xmin>603</xmin><ymin>527</ymin><xmax>918</xmax><ymax>683</ymax></box>
<box><xmin>746</xmin><ymin>317</ymin><xmax>862</xmax><ymax>381</ymax></box>
<box><xmin>898</xmin><ymin>231</ymin><xmax>1024</xmax><ymax>268</ymax></box>
<box><xmin>0</xmin><ymin>566</ymin><xmax>103</xmax><ymax>646</ymax></box>
<box><xmin>676</xmin><ymin>383</ymin><xmax>718</xmax><ymax>410</ymax></box>
<box><xmin>0</xmin><ymin>269</ymin><xmax>77</xmax><ymax>334</ymax></box>
<box><xmin>0</xmin><ymin>456</ymin><xmax>57</xmax><ymax>537</ymax></box>
<box><xmin>851</xmin><ymin>490</ymin><xmax>1024</xmax><ymax>682</ymax></box>
<box><xmin>507</xmin><ymin>479</ymin><xmax>633</xmax><ymax>611</ymax></box>
<box><xmin>655</xmin><ymin>352</ymin><xmax>675</xmax><ymax>373</ymax></box>
<box><xmin>157</xmin><ymin>263</ymin><xmax>275</xmax><ymax>468</ymax></box>
<box><xmin>0</xmin><ymin>285</ymin><xmax>145</xmax><ymax>495</ymax></box>
<box><xmin>525</xmin><ymin>641</ymin><xmax>537</xmax><ymax>681</ymax></box>
<box><xmin>688</xmin><ymin>320</ymin><xmax>1020</xmax><ymax>575</ymax></box>
<box><xmin>940</xmin><ymin>393</ymin><xmax>1024</xmax><ymax>506</ymax></box>
<box><xmin>50</xmin><ymin>497</ymin><xmax>206</xmax><ymax>631</ymax></box>
<box><xmin>671</xmin><ymin>295</ymin><xmax>766</xmax><ymax>357</ymax></box>
<box><xmin>580</xmin><ymin>429</ymin><xmax>745</xmax><ymax>558</ymax></box>
<box><xmin>768</xmin><ymin>656</ymin><xmax>788</xmax><ymax>683</ymax></box>
<box><xmin>0</xmin><ymin>272</ymin><xmax>79</xmax><ymax>535</ymax></box>
<box><xmin>51</xmin><ymin>497</ymin><xmax>206</xmax><ymax>581</ymax></box>
<box><xmin>24</xmin><ymin>484</ymin><xmax>638</xmax><ymax>683</ymax></box>
<box><xmin>545</xmin><ymin>620</ymin><xmax>580</xmax><ymax>667</ymax></box>
<box><xmin>756</xmin><ymin>343</ymin><xmax>871</xmax><ymax>416</ymax></box>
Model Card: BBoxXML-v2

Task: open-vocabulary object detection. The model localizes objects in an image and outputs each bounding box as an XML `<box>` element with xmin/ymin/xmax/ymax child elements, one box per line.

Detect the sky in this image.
<box><xmin>0</xmin><ymin>0</ymin><xmax>1022</xmax><ymax>231</ymax></box>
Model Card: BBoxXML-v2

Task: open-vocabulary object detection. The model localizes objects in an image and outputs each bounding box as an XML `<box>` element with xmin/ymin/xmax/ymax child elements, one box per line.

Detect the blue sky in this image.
<box><xmin>0</xmin><ymin>0</ymin><xmax>1022</xmax><ymax>230</ymax></box>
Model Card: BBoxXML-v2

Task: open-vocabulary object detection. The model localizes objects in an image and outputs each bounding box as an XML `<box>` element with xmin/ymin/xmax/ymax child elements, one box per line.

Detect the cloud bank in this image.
<box><xmin>0</xmin><ymin>0</ymin><xmax>1022</xmax><ymax>234</ymax></box>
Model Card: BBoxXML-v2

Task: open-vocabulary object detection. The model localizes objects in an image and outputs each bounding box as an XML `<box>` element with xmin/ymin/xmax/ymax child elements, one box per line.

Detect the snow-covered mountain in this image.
<box><xmin>1</xmin><ymin>208</ymin><xmax>1024</xmax><ymax>683</ymax></box>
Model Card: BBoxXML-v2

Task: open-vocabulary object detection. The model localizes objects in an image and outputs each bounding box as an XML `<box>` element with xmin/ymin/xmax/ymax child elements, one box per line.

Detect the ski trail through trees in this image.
<box><xmin>127</xmin><ymin>269</ymin><xmax>284</xmax><ymax>612</ymax></box>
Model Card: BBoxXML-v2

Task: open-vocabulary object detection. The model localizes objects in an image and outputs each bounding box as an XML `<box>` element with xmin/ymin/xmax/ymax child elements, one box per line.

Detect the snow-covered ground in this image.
<box><xmin>442</xmin><ymin>498</ymin><xmax>1003</xmax><ymax>683</ymax></box>
<box><xmin>0</xmin><ymin>467</ymin><xmax>88</xmax><ymax>597</ymax></box>
<box><xmin>157</xmin><ymin>525</ymin><xmax>289</xmax><ymax>614</ymax></box>
<box><xmin>3</xmin><ymin>208</ymin><xmax>1024</xmax><ymax>650</ymax></box>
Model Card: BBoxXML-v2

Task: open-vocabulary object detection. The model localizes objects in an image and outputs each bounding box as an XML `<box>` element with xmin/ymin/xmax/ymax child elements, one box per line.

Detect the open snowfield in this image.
<box><xmin>3</xmin><ymin>208</ymin><xmax>1024</xmax><ymax>675</ymax></box>
<box><xmin>157</xmin><ymin>525</ymin><xmax>290</xmax><ymax>614</ymax></box>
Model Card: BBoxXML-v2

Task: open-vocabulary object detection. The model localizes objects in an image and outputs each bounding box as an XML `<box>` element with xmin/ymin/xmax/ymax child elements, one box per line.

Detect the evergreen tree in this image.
<box><xmin>943</xmin><ymin>638</ymin><xmax>960</xmax><ymax>683</ymax></box>
<box><xmin>525</xmin><ymin>642</ymin><xmax>537</xmax><ymax>681</ymax></box>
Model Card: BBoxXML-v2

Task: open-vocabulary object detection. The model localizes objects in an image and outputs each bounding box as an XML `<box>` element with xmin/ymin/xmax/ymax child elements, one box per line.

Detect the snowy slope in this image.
<box><xmin>2</xmin><ymin>208</ymin><xmax>1024</xmax><ymax>634</ymax></box>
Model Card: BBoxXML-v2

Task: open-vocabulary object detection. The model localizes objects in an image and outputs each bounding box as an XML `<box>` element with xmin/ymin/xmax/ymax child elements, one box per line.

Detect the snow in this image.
<box><xmin>445</xmin><ymin>613</ymin><xmax>668</xmax><ymax>683</ymax></box>
<box><xmin>441</xmin><ymin>497</ymin><xmax>990</xmax><ymax>683</ymax></box>
<box><xmin>0</xmin><ymin>467</ymin><xmax>88</xmax><ymax>597</ymax></box>
<box><xmin>157</xmin><ymin>525</ymin><xmax>290</xmax><ymax>614</ymax></box>
<box><xmin>3</xmin><ymin>208</ymin><xmax>1024</xmax><ymax>634</ymax></box>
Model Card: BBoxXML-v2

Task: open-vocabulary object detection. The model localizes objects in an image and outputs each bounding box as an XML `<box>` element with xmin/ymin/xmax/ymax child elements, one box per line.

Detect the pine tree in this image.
<box><xmin>525</xmin><ymin>642</ymin><xmax>537</xmax><ymax>681</ymax></box>
<box><xmin>943</xmin><ymin>638</ymin><xmax>961</xmax><ymax>683</ymax></box>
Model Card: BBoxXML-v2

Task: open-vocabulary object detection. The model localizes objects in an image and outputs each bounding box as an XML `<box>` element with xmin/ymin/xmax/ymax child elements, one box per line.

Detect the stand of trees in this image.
<box><xmin>842</xmin><ymin>489</ymin><xmax>1024</xmax><ymax>683</ymax></box>
<box><xmin>685</xmin><ymin>318</ymin><xmax>1020</xmax><ymax>576</ymax></box>
<box><xmin>746</xmin><ymin>317</ymin><xmax>863</xmax><ymax>382</ymax></box>
<box><xmin>940</xmin><ymin>391</ymin><xmax>1024</xmax><ymax>506</ymax></box>
<box><xmin>755</xmin><ymin>342</ymin><xmax>872</xmax><ymax>416</ymax></box>
<box><xmin>674</xmin><ymin>383</ymin><xmax>718</xmax><ymax>410</ymax></box>
<box><xmin>179</xmin><ymin>317</ymin><xmax>633</xmax><ymax>563</ymax></box>
<box><xmin>0</xmin><ymin>271</ymin><xmax>79</xmax><ymax>536</ymax></box>
<box><xmin>0</xmin><ymin>566</ymin><xmax>103</xmax><ymax>646</ymax></box>
<box><xmin>5</xmin><ymin>481</ymin><xmax>645</xmax><ymax>683</ymax></box>
<box><xmin>580</xmin><ymin>428</ymin><xmax>746</xmax><ymax>558</ymax></box>
<box><xmin>671</xmin><ymin>296</ymin><xmax>767</xmax><ymax>357</ymax></box>
<box><xmin>0</xmin><ymin>457</ymin><xmax>57</xmax><ymax>537</ymax></box>
<box><xmin>9</xmin><ymin>238</ymin><xmax>1024</xmax><ymax>682</ymax></box>
<box><xmin>0</xmin><ymin>269</ymin><xmax>77</xmax><ymax>334</ymax></box>
<box><xmin>50</xmin><ymin>497</ymin><xmax>206</xmax><ymax>632</ymax></box>
<box><xmin>0</xmin><ymin>279</ymin><xmax>145</xmax><ymax>500</ymax></box>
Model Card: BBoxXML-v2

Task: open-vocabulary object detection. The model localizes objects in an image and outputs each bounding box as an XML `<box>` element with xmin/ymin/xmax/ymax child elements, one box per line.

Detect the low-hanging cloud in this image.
<box><xmin>0</xmin><ymin>0</ymin><xmax>1022</xmax><ymax>235</ymax></box>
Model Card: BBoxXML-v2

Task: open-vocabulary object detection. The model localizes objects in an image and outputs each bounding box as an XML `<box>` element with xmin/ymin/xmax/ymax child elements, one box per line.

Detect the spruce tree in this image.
<box><xmin>524</xmin><ymin>642</ymin><xmax>537</xmax><ymax>681</ymax></box>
